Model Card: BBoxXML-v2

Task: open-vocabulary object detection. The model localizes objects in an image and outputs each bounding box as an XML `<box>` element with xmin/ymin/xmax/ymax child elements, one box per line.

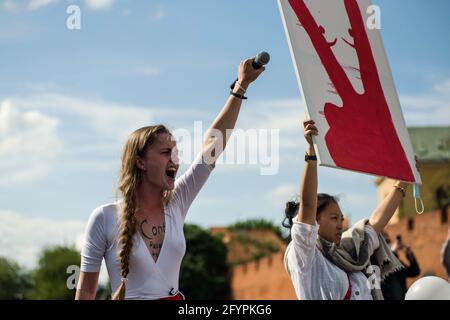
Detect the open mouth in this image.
<box><xmin>165</xmin><ymin>168</ymin><xmax>177</xmax><ymax>179</ymax></box>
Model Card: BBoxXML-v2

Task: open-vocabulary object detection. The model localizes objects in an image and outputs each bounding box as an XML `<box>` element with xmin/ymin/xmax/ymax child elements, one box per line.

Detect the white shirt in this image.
<box><xmin>285</xmin><ymin>221</ymin><xmax>380</xmax><ymax>300</ymax></box>
<box><xmin>80</xmin><ymin>155</ymin><xmax>214</xmax><ymax>299</ymax></box>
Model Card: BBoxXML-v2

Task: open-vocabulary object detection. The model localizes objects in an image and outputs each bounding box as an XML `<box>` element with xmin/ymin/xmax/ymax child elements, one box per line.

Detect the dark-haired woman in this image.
<box><xmin>283</xmin><ymin>120</ymin><xmax>418</xmax><ymax>300</ymax></box>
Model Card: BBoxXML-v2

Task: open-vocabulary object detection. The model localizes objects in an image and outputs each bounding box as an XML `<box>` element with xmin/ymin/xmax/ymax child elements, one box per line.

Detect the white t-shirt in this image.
<box><xmin>285</xmin><ymin>221</ymin><xmax>380</xmax><ymax>300</ymax></box>
<box><xmin>80</xmin><ymin>155</ymin><xmax>214</xmax><ymax>299</ymax></box>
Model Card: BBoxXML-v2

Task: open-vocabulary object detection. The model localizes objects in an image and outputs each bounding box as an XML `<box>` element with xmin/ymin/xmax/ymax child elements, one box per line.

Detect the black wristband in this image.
<box><xmin>305</xmin><ymin>154</ymin><xmax>317</xmax><ymax>162</ymax></box>
<box><xmin>230</xmin><ymin>91</ymin><xmax>247</xmax><ymax>100</ymax></box>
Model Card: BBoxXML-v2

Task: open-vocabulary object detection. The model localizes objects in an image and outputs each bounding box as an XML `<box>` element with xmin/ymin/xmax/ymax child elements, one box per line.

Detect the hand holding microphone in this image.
<box><xmin>230</xmin><ymin>51</ymin><xmax>270</xmax><ymax>99</ymax></box>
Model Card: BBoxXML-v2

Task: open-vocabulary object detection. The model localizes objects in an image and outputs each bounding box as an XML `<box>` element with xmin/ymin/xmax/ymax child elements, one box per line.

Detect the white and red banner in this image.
<box><xmin>279</xmin><ymin>0</ymin><xmax>421</xmax><ymax>183</ymax></box>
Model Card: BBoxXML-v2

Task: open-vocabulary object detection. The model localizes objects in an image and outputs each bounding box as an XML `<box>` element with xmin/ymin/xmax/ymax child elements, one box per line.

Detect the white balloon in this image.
<box><xmin>405</xmin><ymin>276</ymin><xmax>450</xmax><ymax>300</ymax></box>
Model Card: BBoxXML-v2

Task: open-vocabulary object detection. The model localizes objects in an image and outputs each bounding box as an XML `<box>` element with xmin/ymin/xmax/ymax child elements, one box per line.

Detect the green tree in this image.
<box><xmin>95</xmin><ymin>282</ymin><xmax>112</xmax><ymax>300</ymax></box>
<box><xmin>226</xmin><ymin>219</ymin><xmax>284</xmax><ymax>265</ymax></box>
<box><xmin>31</xmin><ymin>246</ymin><xmax>80</xmax><ymax>300</ymax></box>
<box><xmin>180</xmin><ymin>224</ymin><xmax>231</xmax><ymax>299</ymax></box>
<box><xmin>0</xmin><ymin>257</ymin><xmax>32</xmax><ymax>300</ymax></box>
<box><xmin>229</xmin><ymin>218</ymin><xmax>283</xmax><ymax>239</ymax></box>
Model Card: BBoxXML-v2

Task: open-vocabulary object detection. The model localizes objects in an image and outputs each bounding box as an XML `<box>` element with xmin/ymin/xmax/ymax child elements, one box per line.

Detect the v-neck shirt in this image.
<box><xmin>80</xmin><ymin>155</ymin><xmax>214</xmax><ymax>299</ymax></box>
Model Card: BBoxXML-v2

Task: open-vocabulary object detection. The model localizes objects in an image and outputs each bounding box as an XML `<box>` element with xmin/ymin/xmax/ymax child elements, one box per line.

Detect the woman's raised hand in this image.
<box><xmin>303</xmin><ymin>120</ymin><xmax>318</xmax><ymax>146</ymax></box>
<box><xmin>237</xmin><ymin>57</ymin><xmax>265</xmax><ymax>90</ymax></box>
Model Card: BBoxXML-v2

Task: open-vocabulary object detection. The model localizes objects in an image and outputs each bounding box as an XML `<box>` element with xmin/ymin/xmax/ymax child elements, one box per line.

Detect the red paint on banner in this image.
<box><xmin>288</xmin><ymin>0</ymin><xmax>414</xmax><ymax>181</ymax></box>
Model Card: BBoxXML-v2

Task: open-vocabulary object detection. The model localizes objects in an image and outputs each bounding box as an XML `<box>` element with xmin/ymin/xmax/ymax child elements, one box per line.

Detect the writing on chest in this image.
<box><xmin>139</xmin><ymin>219</ymin><xmax>166</xmax><ymax>260</ymax></box>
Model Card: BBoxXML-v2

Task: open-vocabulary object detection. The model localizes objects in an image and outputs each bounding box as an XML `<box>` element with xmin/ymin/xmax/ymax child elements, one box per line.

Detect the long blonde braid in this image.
<box><xmin>112</xmin><ymin>125</ymin><xmax>172</xmax><ymax>300</ymax></box>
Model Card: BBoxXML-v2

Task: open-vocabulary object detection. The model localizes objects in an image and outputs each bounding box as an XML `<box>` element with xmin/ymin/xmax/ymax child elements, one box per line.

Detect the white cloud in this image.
<box><xmin>0</xmin><ymin>90</ymin><xmax>206</xmax><ymax>183</ymax></box>
<box><xmin>434</xmin><ymin>79</ymin><xmax>450</xmax><ymax>95</ymax></box>
<box><xmin>85</xmin><ymin>0</ymin><xmax>114</xmax><ymax>11</ymax></box>
<box><xmin>240</xmin><ymin>98</ymin><xmax>307</xmax><ymax>151</ymax></box>
<box><xmin>161</xmin><ymin>98</ymin><xmax>308</xmax><ymax>176</ymax></box>
<box><xmin>0</xmin><ymin>93</ymin><xmax>157</xmax><ymax>185</ymax></box>
<box><xmin>11</xmin><ymin>93</ymin><xmax>156</xmax><ymax>144</ymax></box>
<box><xmin>0</xmin><ymin>210</ymin><xmax>85</xmax><ymax>269</ymax></box>
<box><xmin>269</xmin><ymin>184</ymin><xmax>298</xmax><ymax>204</ymax></box>
<box><xmin>27</xmin><ymin>0</ymin><xmax>59</xmax><ymax>11</ymax></box>
<box><xmin>224</xmin><ymin>98</ymin><xmax>307</xmax><ymax>171</ymax></box>
<box><xmin>3</xmin><ymin>0</ymin><xmax>18</xmax><ymax>11</ymax></box>
<box><xmin>138</xmin><ymin>67</ymin><xmax>161</xmax><ymax>77</ymax></box>
<box><xmin>3</xmin><ymin>0</ymin><xmax>58</xmax><ymax>12</ymax></box>
<box><xmin>151</xmin><ymin>7</ymin><xmax>165</xmax><ymax>22</ymax></box>
<box><xmin>0</xmin><ymin>100</ymin><xmax>63</xmax><ymax>186</ymax></box>
<box><xmin>400</xmin><ymin>79</ymin><xmax>450</xmax><ymax>126</ymax></box>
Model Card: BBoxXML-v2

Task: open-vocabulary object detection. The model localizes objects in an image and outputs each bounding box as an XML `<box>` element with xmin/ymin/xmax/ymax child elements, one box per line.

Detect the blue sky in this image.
<box><xmin>0</xmin><ymin>0</ymin><xmax>449</xmax><ymax>270</ymax></box>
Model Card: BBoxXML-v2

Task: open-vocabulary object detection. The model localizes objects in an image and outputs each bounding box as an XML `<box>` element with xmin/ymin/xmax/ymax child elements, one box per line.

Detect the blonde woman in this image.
<box><xmin>75</xmin><ymin>57</ymin><xmax>265</xmax><ymax>300</ymax></box>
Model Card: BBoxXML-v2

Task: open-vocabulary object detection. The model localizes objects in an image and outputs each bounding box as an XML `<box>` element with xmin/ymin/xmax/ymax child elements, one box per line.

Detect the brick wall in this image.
<box><xmin>384</xmin><ymin>209</ymin><xmax>450</xmax><ymax>286</ymax></box>
<box><xmin>231</xmin><ymin>248</ymin><xmax>297</xmax><ymax>300</ymax></box>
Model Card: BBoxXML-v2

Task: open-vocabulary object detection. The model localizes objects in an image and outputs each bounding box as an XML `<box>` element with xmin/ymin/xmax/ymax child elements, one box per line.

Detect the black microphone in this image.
<box><xmin>230</xmin><ymin>51</ymin><xmax>270</xmax><ymax>91</ymax></box>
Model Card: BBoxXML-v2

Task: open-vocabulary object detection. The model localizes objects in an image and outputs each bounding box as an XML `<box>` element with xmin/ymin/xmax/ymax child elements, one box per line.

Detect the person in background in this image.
<box><xmin>380</xmin><ymin>233</ymin><xmax>421</xmax><ymax>300</ymax></box>
<box><xmin>441</xmin><ymin>227</ymin><xmax>450</xmax><ymax>281</ymax></box>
